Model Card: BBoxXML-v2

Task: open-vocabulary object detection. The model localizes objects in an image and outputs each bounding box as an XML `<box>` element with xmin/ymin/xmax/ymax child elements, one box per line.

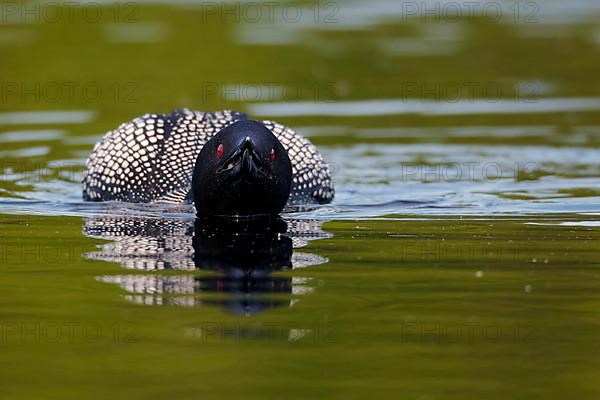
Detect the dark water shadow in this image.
<box><xmin>84</xmin><ymin>215</ymin><xmax>331</xmax><ymax>315</ymax></box>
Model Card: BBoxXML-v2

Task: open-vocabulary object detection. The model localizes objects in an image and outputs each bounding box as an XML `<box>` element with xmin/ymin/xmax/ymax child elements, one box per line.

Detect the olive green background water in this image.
<box><xmin>2</xmin><ymin>1</ymin><xmax>600</xmax><ymax>399</ymax></box>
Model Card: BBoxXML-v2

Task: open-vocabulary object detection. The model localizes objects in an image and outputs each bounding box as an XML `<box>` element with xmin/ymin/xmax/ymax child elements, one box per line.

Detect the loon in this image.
<box><xmin>83</xmin><ymin>109</ymin><xmax>334</xmax><ymax>215</ymax></box>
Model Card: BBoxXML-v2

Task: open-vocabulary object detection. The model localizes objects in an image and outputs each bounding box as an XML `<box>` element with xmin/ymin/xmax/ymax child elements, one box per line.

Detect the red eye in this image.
<box><xmin>270</xmin><ymin>148</ymin><xmax>275</xmax><ymax>161</ymax></box>
<box><xmin>217</xmin><ymin>144</ymin><xmax>224</xmax><ymax>158</ymax></box>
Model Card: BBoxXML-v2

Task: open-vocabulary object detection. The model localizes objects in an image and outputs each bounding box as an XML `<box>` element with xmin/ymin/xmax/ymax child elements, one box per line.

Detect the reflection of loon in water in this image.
<box><xmin>84</xmin><ymin>215</ymin><xmax>330</xmax><ymax>314</ymax></box>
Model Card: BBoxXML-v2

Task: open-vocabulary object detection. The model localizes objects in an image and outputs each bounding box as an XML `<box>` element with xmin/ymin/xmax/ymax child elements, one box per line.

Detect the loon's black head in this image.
<box><xmin>192</xmin><ymin>120</ymin><xmax>293</xmax><ymax>216</ymax></box>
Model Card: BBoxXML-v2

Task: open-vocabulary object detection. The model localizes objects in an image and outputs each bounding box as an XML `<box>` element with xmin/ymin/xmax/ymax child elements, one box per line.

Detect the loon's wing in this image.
<box><xmin>83</xmin><ymin>109</ymin><xmax>247</xmax><ymax>203</ymax></box>
<box><xmin>262</xmin><ymin>120</ymin><xmax>335</xmax><ymax>204</ymax></box>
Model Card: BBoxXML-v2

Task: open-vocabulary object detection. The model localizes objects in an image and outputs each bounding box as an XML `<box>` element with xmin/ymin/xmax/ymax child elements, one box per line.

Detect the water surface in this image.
<box><xmin>1</xmin><ymin>1</ymin><xmax>600</xmax><ymax>399</ymax></box>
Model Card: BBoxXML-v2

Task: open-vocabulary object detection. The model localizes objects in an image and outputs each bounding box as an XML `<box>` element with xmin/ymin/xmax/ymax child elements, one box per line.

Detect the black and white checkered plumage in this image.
<box><xmin>83</xmin><ymin>109</ymin><xmax>334</xmax><ymax>205</ymax></box>
<box><xmin>85</xmin><ymin>215</ymin><xmax>331</xmax><ymax>313</ymax></box>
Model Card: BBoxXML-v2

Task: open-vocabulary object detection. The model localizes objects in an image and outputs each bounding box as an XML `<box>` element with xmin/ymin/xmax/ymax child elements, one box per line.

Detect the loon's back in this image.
<box><xmin>83</xmin><ymin>109</ymin><xmax>334</xmax><ymax>205</ymax></box>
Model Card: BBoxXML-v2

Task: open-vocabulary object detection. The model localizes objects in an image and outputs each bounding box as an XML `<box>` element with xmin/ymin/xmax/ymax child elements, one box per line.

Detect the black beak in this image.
<box><xmin>218</xmin><ymin>137</ymin><xmax>269</xmax><ymax>180</ymax></box>
<box><xmin>242</xmin><ymin>136</ymin><xmax>253</xmax><ymax>150</ymax></box>
<box><xmin>241</xmin><ymin>148</ymin><xmax>254</xmax><ymax>173</ymax></box>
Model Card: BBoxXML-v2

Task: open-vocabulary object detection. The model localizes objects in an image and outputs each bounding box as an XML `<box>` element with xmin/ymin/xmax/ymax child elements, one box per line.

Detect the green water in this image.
<box><xmin>2</xmin><ymin>1</ymin><xmax>600</xmax><ymax>399</ymax></box>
